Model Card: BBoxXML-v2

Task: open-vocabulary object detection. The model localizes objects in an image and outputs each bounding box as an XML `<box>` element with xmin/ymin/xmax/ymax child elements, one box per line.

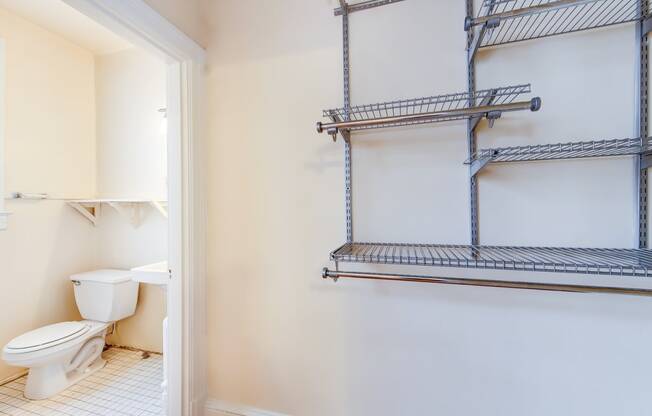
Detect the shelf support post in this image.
<box><xmin>467</xmin><ymin>0</ymin><xmax>480</xmax><ymax>246</ymax></box>
<box><xmin>637</xmin><ymin>0</ymin><xmax>649</xmax><ymax>249</ymax></box>
<box><xmin>340</xmin><ymin>0</ymin><xmax>354</xmax><ymax>243</ymax></box>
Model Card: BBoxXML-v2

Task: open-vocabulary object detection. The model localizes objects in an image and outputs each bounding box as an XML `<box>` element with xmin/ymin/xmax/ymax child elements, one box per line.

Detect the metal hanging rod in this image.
<box><xmin>317</xmin><ymin>84</ymin><xmax>540</xmax><ymax>137</ymax></box>
<box><xmin>317</xmin><ymin>99</ymin><xmax>540</xmax><ymax>135</ymax></box>
<box><xmin>6</xmin><ymin>192</ymin><xmax>49</xmax><ymax>200</ymax></box>
<box><xmin>322</xmin><ymin>268</ymin><xmax>652</xmax><ymax>296</ymax></box>
<box><xmin>334</xmin><ymin>0</ymin><xmax>406</xmax><ymax>16</ymax></box>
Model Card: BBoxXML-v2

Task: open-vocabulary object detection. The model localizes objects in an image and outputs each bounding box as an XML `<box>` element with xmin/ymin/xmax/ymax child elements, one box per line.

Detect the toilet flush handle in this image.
<box><xmin>71</xmin><ymin>280</ymin><xmax>81</xmax><ymax>286</ymax></box>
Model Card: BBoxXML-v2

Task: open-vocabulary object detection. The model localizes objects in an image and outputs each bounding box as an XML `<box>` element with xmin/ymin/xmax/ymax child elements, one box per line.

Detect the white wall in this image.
<box><xmin>0</xmin><ymin>6</ymin><xmax>96</xmax><ymax>382</ymax></box>
<box><xmin>95</xmin><ymin>48</ymin><xmax>167</xmax><ymax>353</ymax></box>
<box><xmin>201</xmin><ymin>1</ymin><xmax>652</xmax><ymax>415</ymax></box>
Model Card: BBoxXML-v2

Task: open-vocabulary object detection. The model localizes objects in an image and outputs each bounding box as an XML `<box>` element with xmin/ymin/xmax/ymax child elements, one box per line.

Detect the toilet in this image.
<box><xmin>2</xmin><ymin>269</ymin><xmax>139</xmax><ymax>400</ymax></box>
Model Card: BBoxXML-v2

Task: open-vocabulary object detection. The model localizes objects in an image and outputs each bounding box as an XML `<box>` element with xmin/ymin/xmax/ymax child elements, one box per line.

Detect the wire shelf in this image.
<box><xmin>331</xmin><ymin>242</ymin><xmax>652</xmax><ymax>277</ymax></box>
<box><xmin>334</xmin><ymin>0</ymin><xmax>406</xmax><ymax>16</ymax></box>
<box><xmin>470</xmin><ymin>0</ymin><xmax>641</xmax><ymax>48</ymax></box>
<box><xmin>466</xmin><ymin>137</ymin><xmax>652</xmax><ymax>165</ymax></box>
<box><xmin>320</xmin><ymin>84</ymin><xmax>536</xmax><ymax>132</ymax></box>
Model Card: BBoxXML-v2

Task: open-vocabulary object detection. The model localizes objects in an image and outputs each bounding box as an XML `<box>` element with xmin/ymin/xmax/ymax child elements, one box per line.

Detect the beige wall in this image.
<box><xmin>0</xmin><ymin>7</ymin><xmax>96</xmax><ymax>382</ymax></box>
<box><xmin>200</xmin><ymin>1</ymin><xmax>652</xmax><ymax>415</ymax></box>
<box><xmin>95</xmin><ymin>48</ymin><xmax>167</xmax><ymax>353</ymax></box>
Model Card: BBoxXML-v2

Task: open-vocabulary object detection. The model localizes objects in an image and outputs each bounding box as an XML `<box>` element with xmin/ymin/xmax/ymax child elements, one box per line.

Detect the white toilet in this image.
<box><xmin>2</xmin><ymin>269</ymin><xmax>139</xmax><ymax>400</ymax></box>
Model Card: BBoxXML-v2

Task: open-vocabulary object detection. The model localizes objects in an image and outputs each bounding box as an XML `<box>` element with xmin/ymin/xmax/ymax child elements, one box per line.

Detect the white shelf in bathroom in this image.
<box><xmin>66</xmin><ymin>199</ymin><xmax>167</xmax><ymax>227</ymax></box>
<box><xmin>131</xmin><ymin>261</ymin><xmax>169</xmax><ymax>287</ymax></box>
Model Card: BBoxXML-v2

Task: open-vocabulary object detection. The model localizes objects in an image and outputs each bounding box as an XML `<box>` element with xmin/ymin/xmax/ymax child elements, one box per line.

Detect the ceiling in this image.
<box><xmin>0</xmin><ymin>0</ymin><xmax>132</xmax><ymax>55</ymax></box>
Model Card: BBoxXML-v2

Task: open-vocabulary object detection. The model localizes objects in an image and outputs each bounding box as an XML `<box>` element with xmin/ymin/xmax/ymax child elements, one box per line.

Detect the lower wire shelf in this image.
<box><xmin>325</xmin><ymin>242</ymin><xmax>652</xmax><ymax>296</ymax></box>
<box><xmin>330</xmin><ymin>242</ymin><xmax>652</xmax><ymax>277</ymax></box>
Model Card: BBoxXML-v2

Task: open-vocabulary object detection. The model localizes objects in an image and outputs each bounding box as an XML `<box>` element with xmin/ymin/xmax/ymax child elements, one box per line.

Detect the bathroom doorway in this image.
<box><xmin>0</xmin><ymin>1</ymin><xmax>204</xmax><ymax>415</ymax></box>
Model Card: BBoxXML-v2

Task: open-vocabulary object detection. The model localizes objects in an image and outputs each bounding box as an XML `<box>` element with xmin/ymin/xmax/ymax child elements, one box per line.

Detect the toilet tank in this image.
<box><xmin>70</xmin><ymin>270</ymin><xmax>139</xmax><ymax>322</ymax></box>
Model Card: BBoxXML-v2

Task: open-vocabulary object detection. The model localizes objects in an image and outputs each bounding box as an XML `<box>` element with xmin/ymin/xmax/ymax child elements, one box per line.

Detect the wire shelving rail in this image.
<box><xmin>334</xmin><ymin>0</ymin><xmax>406</xmax><ymax>15</ymax></box>
<box><xmin>466</xmin><ymin>0</ymin><xmax>641</xmax><ymax>49</ymax></box>
<box><xmin>331</xmin><ymin>242</ymin><xmax>652</xmax><ymax>277</ymax></box>
<box><xmin>465</xmin><ymin>137</ymin><xmax>652</xmax><ymax>175</ymax></box>
<box><xmin>317</xmin><ymin>84</ymin><xmax>540</xmax><ymax>138</ymax></box>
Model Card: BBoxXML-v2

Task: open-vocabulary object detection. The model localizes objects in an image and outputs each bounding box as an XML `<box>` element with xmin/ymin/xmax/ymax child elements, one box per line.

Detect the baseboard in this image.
<box><xmin>0</xmin><ymin>370</ymin><xmax>27</xmax><ymax>386</ymax></box>
<box><xmin>205</xmin><ymin>398</ymin><xmax>290</xmax><ymax>416</ymax></box>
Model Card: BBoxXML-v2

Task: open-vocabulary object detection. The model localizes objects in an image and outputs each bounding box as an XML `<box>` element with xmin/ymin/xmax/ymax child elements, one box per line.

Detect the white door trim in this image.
<box><xmin>0</xmin><ymin>39</ymin><xmax>7</xmax><ymax>231</ymax></box>
<box><xmin>61</xmin><ymin>2</ymin><xmax>206</xmax><ymax>415</ymax></box>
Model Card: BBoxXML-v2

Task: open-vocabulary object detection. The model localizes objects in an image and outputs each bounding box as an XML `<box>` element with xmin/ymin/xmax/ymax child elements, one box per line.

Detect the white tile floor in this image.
<box><xmin>0</xmin><ymin>347</ymin><xmax>163</xmax><ymax>416</ymax></box>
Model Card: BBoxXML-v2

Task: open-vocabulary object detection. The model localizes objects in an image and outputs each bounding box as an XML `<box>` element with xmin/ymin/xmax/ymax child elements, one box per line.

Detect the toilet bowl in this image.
<box><xmin>2</xmin><ymin>270</ymin><xmax>139</xmax><ymax>400</ymax></box>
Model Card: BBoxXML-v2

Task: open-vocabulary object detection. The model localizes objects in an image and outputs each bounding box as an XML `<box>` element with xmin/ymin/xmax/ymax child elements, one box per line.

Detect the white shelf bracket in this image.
<box><xmin>150</xmin><ymin>201</ymin><xmax>168</xmax><ymax>219</ymax></box>
<box><xmin>108</xmin><ymin>202</ymin><xmax>143</xmax><ymax>228</ymax></box>
<box><xmin>67</xmin><ymin>201</ymin><xmax>101</xmax><ymax>226</ymax></box>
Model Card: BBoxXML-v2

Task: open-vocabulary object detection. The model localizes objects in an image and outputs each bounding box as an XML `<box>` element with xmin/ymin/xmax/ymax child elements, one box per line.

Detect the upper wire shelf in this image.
<box><xmin>465</xmin><ymin>137</ymin><xmax>652</xmax><ymax>175</ymax></box>
<box><xmin>316</xmin><ymin>84</ymin><xmax>540</xmax><ymax>137</ymax></box>
<box><xmin>466</xmin><ymin>0</ymin><xmax>641</xmax><ymax>49</ymax></box>
<box><xmin>331</xmin><ymin>242</ymin><xmax>652</xmax><ymax>277</ymax></box>
<box><xmin>334</xmin><ymin>0</ymin><xmax>406</xmax><ymax>16</ymax></box>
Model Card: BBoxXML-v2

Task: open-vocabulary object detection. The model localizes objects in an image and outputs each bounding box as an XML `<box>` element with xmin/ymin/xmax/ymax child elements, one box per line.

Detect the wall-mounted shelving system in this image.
<box><xmin>316</xmin><ymin>0</ymin><xmax>652</xmax><ymax>296</ymax></box>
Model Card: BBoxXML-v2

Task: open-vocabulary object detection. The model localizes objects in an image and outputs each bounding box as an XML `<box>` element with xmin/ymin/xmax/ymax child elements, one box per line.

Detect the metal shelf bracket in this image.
<box><xmin>470</xmin><ymin>155</ymin><xmax>493</xmax><ymax>177</ymax></box>
<box><xmin>469</xmin><ymin>89</ymin><xmax>498</xmax><ymax>131</ymax></box>
<box><xmin>468</xmin><ymin>18</ymin><xmax>500</xmax><ymax>62</ymax></box>
<box><xmin>643</xmin><ymin>15</ymin><xmax>652</xmax><ymax>36</ymax></box>
<box><xmin>641</xmin><ymin>152</ymin><xmax>652</xmax><ymax>169</ymax></box>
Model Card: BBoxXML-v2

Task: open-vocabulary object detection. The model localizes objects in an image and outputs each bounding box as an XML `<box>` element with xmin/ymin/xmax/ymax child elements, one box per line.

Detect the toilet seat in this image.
<box><xmin>4</xmin><ymin>322</ymin><xmax>90</xmax><ymax>354</ymax></box>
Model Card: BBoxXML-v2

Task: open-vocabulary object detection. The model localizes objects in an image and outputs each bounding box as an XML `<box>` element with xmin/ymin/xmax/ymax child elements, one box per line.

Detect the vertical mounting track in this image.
<box><xmin>638</xmin><ymin>0</ymin><xmax>649</xmax><ymax>249</ymax></box>
<box><xmin>340</xmin><ymin>0</ymin><xmax>353</xmax><ymax>243</ymax></box>
<box><xmin>467</xmin><ymin>0</ymin><xmax>479</xmax><ymax>246</ymax></box>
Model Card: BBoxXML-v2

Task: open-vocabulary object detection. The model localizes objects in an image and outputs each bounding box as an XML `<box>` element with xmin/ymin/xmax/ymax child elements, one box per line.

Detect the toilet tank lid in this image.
<box><xmin>70</xmin><ymin>269</ymin><xmax>133</xmax><ymax>284</ymax></box>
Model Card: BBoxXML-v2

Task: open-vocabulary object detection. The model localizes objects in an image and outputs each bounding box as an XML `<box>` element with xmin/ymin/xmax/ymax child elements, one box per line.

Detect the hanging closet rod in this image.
<box><xmin>316</xmin><ymin>98</ymin><xmax>541</xmax><ymax>134</ymax></box>
<box><xmin>322</xmin><ymin>268</ymin><xmax>652</xmax><ymax>296</ymax></box>
<box><xmin>466</xmin><ymin>0</ymin><xmax>603</xmax><ymax>29</ymax></box>
<box><xmin>6</xmin><ymin>192</ymin><xmax>49</xmax><ymax>200</ymax></box>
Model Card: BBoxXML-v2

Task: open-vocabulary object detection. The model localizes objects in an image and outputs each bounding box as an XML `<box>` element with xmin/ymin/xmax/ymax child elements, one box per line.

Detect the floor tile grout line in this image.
<box><xmin>0</xmin><ymin>347</ymin><xmax>163</xmax><ymax>416</ymax></box>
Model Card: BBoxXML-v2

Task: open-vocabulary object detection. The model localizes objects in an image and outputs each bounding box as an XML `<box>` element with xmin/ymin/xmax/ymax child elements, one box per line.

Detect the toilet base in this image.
<box><xmin>24</xmin><ymin>336</ymin><xmax>107</xmax><ymax>400</ymax></box>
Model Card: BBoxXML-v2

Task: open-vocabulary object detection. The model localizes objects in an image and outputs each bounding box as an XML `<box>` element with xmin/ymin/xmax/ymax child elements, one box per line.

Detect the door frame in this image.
<box><xmin>61</xmin><ymin>1</ymin><xmax>206</xmax><ymax>415</ymax></box>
